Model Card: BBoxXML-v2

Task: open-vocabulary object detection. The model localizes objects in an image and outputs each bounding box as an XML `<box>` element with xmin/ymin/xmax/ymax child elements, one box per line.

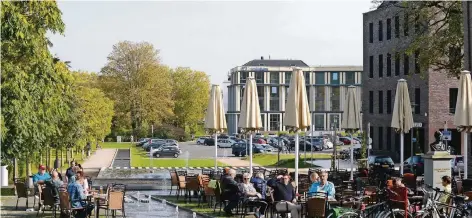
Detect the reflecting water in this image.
<box><xmin>125</xmin><ymin>191</ymin><xmax>202</xmax><ymax>218</ymax></box>
<box><xmin>97</xmin><ymin>169</ymin><xmax>170</xmax><ymax>179</ymax></box>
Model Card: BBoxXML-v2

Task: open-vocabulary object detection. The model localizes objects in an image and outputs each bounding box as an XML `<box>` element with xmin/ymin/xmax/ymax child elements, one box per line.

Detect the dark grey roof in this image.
<box><xmin>242</xmin><ymin>59</ymin><xmax>309</xmax><ymax>67</ymax></box>
<box><xmin>377</xmin><ymin>1</ymin><xmax>398</xmax><ymax>9</ymax></box>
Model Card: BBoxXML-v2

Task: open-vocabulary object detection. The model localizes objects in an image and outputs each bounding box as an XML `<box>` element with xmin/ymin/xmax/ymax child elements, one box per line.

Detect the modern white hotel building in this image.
<box><xmin>225</xmin><ymin>58</ymin><xmax>363</xmax><ymax>135</ymax></box>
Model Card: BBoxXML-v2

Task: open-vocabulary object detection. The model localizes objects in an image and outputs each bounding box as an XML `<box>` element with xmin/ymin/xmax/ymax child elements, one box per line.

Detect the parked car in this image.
<box><xmin>136</xmin><ymin>138</ymin><xmax>150</xmax><ymax>147</ymax></box>
<box><xmin>452</xmin><ymin>155</ymin><xmax>464</xmax><ymax>176</ymax></box>
<box><xmin>146</xmin><ymin>142</ymin><xmax>166</xmax><ymax>152</ymax></box>
<box><xmin>216</xmin><ymin>139</ymin><xmax>234</xmax><ymax>148</ymax></box>
<box><xmin>338</xmin><ymin>137</ymin><xmax>361</xmax><ymax>145</ymax></box>
<box><xmin>403</xmin><ymin>155</ymin><xmax>424</xmax><ymax>175</ymax></box>
<box><xmin>368</xmin><ymin>155</ymin><xmax>395</xmax><ymax>173</ymax></box>
<box><xmin>204</xmin><ymin>138</ymin><xmax>215</xmax><ymax>146</ymax></box>
<box><xmin>152</xmin><ymin>146</ymin><xmax>181</xmax><ymax>158</ymax></box>
<box><xmin>232</xmin><ymin>143</ymin><xmax>266</xmax><ymax>157</ymax></box>
<box><xmin>261</xmin><ymin>144</ymin><xmax>277</xmax><ymax>153</ymax></box>
<box><xmin>196</xmin><ymin>137</ymin><xmax>208</xmax><ymax>145</ymax></box>
<box><xmin>267</xmin><ymin>133</ymin><xmax>277</xmax><ymax>138</ymax></box>
<box><xmin>253</xmin><ymin>138</ymin><xmax>267</xmax><ymax>144</ymax></box>
<box><xmin>143</xmin><ymin>139</ymin><xmax>165</xmax><ymax>150</ymax></box>
<box><xmin>165</xmin><ymin>139</ymin><xmax>178</xmax><ymax>146</ymax></box>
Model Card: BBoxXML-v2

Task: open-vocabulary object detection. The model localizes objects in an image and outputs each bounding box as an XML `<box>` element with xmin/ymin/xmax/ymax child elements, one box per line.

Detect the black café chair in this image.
<box><xmin>38</xmin><ymin>186</ymin><xmax>59</xmax><ymax>217</ymax></box>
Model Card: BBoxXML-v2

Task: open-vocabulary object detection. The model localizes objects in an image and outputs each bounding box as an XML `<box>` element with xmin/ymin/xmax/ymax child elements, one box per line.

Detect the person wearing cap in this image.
<box><xmin>240</xmin><ymin>173</ymin><xmax>267</xmax><ymax>218</ymax></box>
<box><xmin>32</xmin><ymin>165</ymin><xmax>51</xmax><ymax>185</ymax></box>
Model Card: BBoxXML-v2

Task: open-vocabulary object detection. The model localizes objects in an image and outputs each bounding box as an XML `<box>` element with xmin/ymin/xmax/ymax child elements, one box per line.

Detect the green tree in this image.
<box><xmin>1</xmin><ymin>1</ymin><xmax>66</xmax><ymax>170</ymax></box>
<box><xmin>171</xmin><ymin>67</ymin><xmax>210</xmax><ymax>132</ymax></box>
<box><xmin>100</xmin><ymin>41</ymin><xmax>173</xmax><ymax>139</ymax></box>
<box><xmin>373</xmin><ymin>1</ymin><xmax>464</xmax><ymax>77</ymax></box>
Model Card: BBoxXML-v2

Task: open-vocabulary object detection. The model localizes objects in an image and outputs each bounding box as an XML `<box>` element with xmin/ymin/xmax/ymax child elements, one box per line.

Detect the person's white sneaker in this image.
<box><xmin>34</xmin><ymin>195</ymin><xmax>39</xmax><ymax>199</ymax></box>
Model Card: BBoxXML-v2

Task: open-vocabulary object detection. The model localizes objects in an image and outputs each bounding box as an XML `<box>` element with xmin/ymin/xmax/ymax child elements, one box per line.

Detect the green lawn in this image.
<box><xmin>100</xmin><ymin>142</ymin><xmax>225</xmax><ymax>168</ymax></box>
<box><xmin>242</xmin><ymin>153</ymin><xmax>330</xmax><ymax>168</ymax></box>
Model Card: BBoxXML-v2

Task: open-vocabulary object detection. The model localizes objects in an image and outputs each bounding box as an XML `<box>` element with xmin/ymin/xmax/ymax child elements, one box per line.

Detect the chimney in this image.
<box><xmin>261</xmin><ymin>56</ymin><xmax>264</xmax><ymax>60</ymax></box>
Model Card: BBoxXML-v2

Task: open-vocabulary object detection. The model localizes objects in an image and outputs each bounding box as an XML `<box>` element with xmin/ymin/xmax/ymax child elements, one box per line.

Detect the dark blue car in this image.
<box><xmin>232</xmin><ymin>143</ymin><xmax>265</xmax><ymax>157</ymax></box>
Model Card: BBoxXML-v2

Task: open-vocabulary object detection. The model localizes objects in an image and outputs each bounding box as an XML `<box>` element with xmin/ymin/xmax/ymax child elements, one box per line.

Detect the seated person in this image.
<box><xmin>221</xmin><ymin>169</ymin><xmax>242</xmax><ymax>216</ymax></box>
<box><xmin>33</xmin><ymin>165</ymin><xmax>51</xmax><ymax>185</ymax></box>
<box><xmin>310</xmin><ymin>171</ymin><xmax>319</xmax><ymax>183</ymax></box>
<box><xmin>33</xmin><ymin>165</ymin><xmax>51</xmax><ymax>195</ymax></box>
<box><xmin>439</xmin><ymin>176</ymin><xmax>452</xmax><ymax>203</ymax></box>
<box><xmin>50</xmin><ymin>169</ymin><xmax>64</xmax><ymax>188</ymax></box>
<box><xmin>250</xmin><ymin>172</ymin><xmax>267</xmax><ymax>199</ymax></box>
<box><xmin>67</xmin><ymin>176</ymin><xmax>94</xmax><ymax>218</ymax></box>
<box><xmin>308</xmin><ymin>171</ymin><xmax>335</xmax><ymax>199</ymax></box>
<box><xmin>240</xmin><ymin>173</ymin><xmax>267</xmax><ymax>218</ymax></box>
<box><xmin>267</xmin><ymin>174</ymin><xmax>301</xmax><ymax>218</ymax></box>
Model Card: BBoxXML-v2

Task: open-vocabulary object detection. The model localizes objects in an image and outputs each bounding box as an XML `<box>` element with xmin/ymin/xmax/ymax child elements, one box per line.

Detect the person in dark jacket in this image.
<box><xmin>221</xmin><ymin>169</ymin><xmax>241</xmax><ymax>216</ymax></box>
<box><xmin>65</xmin><ymin>160</ymin><xmax>76</xmax><ymax>183</ymax></box>
<box><xmin>267</xmin><ymin>174</ymin><xmax>301</xmax><ymax>218</ymax></box>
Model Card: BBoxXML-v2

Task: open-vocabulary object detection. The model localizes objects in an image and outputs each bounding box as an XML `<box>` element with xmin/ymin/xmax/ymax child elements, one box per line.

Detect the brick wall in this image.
<box><xmin>427</xmin><ymin>69</ymin><xmax>459</xmax><ymax>151</ymax></box>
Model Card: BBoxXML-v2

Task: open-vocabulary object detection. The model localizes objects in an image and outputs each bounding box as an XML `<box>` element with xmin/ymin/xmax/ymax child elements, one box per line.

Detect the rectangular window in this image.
<box><xmin>369</xmin><ymin>56</ymin><xmax>374</xmax><ymax>78</ymax></box>
<box><xmin>240</xmin><ymin>71</ymin><xmax>248</xmax><ymax>84</ymax></box>
<box><xmin>387</xmin><ymin>90</ymin><xmax>392</xmax><ymax>114</ymax></box>
<box><xmin>386</xmin><ymin>53</ymin><xmax>392</xmax><ymax>77</ymax></box>
<box><xmin>404</xmin><ymin>13</ymin><xmax>409</xmax><ymax>36</ymax></box>
<box><xmin>314</xmin><ymin>114</ymin><xmax>324</xmax><ymax>130</ymax></box>
<box><xmin>378</xmin><ymin>127</ymin><xmax>383</xmax><ymax>150</ymax></box>
<box><xmin>378</xmin><ymin>54</ymin><xmax>383</xmax><ymax>77</ymax></box>
<box><xmin>329</xmin><ymin>114</ymin><xmax>340</xmax><ymax>129</ymax></box>
<box><xmin>449</xmin><ymin>88</ymin><xmax>458</xmax><ymax>114</ymax></box>
<box><xmin>240</xmin><ymin>86</ymin><xmax>246</xmax><ymax>100</ymax></box>
<box><xmin>415</xmin><ymin>88</ymin><xmax>420</xmax><ymax>114</ymax></box>
<box><xmin>395</xmin><ymin>52</ymin><xmax>400</xmax><ymax>76</ymax></box>
<box><xmin>387</xmin><ymin>18</ymin><xmax>391</xmax><ymax>40</ymax></box>
<box><xmin>331</xmin><ymin>87</ymin><xmax>340</xmax><ymax>111</ymax></box>
<box><xmin>369</xmin><ymin>126</ymin><xmax>374</xmax><ymax>141</ymax></box>
<box><xmin>414</xmin><ymin>50</ymin><xmax>420</xmax><ymax>74</ymax></box>
<box><xmin>387</xmin><ymin>127</ymin><xmax>392</xmax><ymax>150</ymax></box>
<box><xmin>315</xmin><ymin>72</ymin><xmax>325</xmax><ymax>84</ymax></box>
<box><xmin>414</xmin><ymin>15</ymin><xmax>420</xmax><ymax>33</ymax></box>
<box><xmin>270</xmin><ymin>86</ymin><xmax>279</xmax><ymax>111</ymax></box>
<box><xmin>269</xmin><ymin>114</ymin><xmax>280</xmax><ymax>131</ymax></box>
<box><xmin>404</xmin><ymin>54</ymin><xmax>409</xmax><ymax>75</ymax></box>
<box><xmin>285</xmin><ymin>72</ymin><xmax>292</xmax><ymax>84</ymax></box>
<box><xmin>255</xmin><ymin>72</ymin><xmax>264</xmax><ymax>83</ymax></box>
<box><xmin>315</xmin><ymin>86</ymin><xmax>325</xmax><ymax>111</ymax></box>
<box><xmin>394</xmin><ymin>16</ymin><xmax>400</xmax><ymax>38</ymax></box>
<box><xmin>369</xmin><ymin>22</ymin><xmax>373</xmax><ymax>43</ymax></box>
<box><xmin>379</xmin><ymin>91</ymin><xmax>383</xmax><ymax>114</ymax></box>
<box><xmin>346</xmin><ymin>72</ymin><xmax>355</xmax><ymax>84</ymax></box>
<box><xmin>305</xmin><ymin>72</ymin><xmax>310</xmax><ymax>84</ymax></box>
<box><xmin>270</xmin><ymin>72</ymin><xmax>280</xmax><ymax>84</ymax></box>
<box><xmin>369</xmin><ymin>91</ymin><xmax>374</xmax><ymax>114</ymax></box>
<box><xmin>330</xmin><ymin>72</ymin><xmax>340</xmax><ymax>85</ymax></box>
<box><xmin>378</xmin><ymin>20</ymin><xmax>383</xmax><ymax>41</ymax></box>
<box><xmin>257</xmin><ymin>86</ymin><xmax>264</xmax><ymax>111</ymax></box>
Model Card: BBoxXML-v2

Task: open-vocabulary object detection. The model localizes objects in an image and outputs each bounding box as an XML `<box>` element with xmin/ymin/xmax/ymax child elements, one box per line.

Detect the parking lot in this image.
<box><xmin>167</xmin><ymin>141</ymin><xmax>339</xmax><ymax>159</ymax></box>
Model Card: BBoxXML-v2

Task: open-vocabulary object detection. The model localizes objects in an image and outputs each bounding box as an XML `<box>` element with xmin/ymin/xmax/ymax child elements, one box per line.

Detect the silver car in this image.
<box><xmin>451</xmin><ymin>155</ymin><xmax>464</xmax><ymax>175</ymax></box>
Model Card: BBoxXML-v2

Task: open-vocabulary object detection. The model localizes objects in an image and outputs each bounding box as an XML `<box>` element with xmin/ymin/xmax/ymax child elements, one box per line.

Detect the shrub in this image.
<box><xmin>155</xmin><ymin>124</ymin><xmax>190</xmax><ymax>142</ymax></box>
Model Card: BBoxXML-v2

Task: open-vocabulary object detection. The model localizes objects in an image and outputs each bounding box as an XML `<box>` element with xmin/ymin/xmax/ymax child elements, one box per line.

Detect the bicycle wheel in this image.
<box><xmin>383</xmin><ymin>210</ymin><xmax>413</xmax><ymax>218</ymax></box>
<box><xmin>338</xmin><ymin>212</ymin><xmax>361</xmax><ymax>218</ymax></box>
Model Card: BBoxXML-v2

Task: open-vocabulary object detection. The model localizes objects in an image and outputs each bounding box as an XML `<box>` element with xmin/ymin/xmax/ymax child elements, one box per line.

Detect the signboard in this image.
<box><xmin>413</xmin><ymin>122</ymin><xmax>423</xmax><ymax>128</ymax></box>
<box><xmin>442</xmin><ymin>131</ymin><xmax>452</xmax><ymax>141</ymax></box>
<box><xmin>117</xmin><ymin>136</ymin><xmax>122</xmax><ymax>143</ymax></box>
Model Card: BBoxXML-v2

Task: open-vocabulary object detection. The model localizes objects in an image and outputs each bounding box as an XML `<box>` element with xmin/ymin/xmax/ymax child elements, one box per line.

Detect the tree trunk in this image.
<box><xmin>61</xmin><ymin>148</ymin><xmax>64</xmax><ymax>175</ymax></box>
<box><xmin>13</xmin><ymin>158</ymin><xmax>18</xmax><ymax>180</ymax></box>
<box><xmin>26</xmin><ymin>156</ymin><xmax>31</xmax><ymax>177</ymax></box>
<box><xmin>66</xmin><ymin>147</ymin><xmax>70</xmax><ymax>163</ymax></box>
<box><xmin>54</xmin><ymin>146</ymin><xmax>59</xmax><ymax>169</ymax></box>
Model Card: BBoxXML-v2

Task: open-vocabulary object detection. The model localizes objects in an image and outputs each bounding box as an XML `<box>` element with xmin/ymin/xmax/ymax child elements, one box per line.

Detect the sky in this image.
<box><xmin>49</xmin><ymin>0</ymin><xmax>374</xmax><ymax>110</ymax></box>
